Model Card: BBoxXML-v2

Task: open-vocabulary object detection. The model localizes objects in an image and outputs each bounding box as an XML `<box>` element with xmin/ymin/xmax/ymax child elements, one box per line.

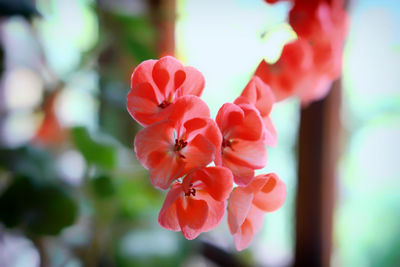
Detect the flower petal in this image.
<box><xmin>176</xmin><ymin>66</ymin><xmax>205</xmax><ymax>97</ymax></box>
<box><xmin>128</xmin><ymin>57</ymin><xmax>209</xmax><ymax>126</ymax></box>
<box><xmin>227</xmin><ymin>187</ymin><xmax>253</xmax><ymax>234</ymax></box>
<box><xmin>222</xmin><ymin>158</ymin><xmax>255</xmax><ymax>187</ymax></box>
<box><xmin>158</xmin><ymin>182</ymin><xmax>182</xmax><ymax>231</ymax></box>
<box><xmin>235</xmin><ymin>76</ymin><xmax>275</xmax><ymax>117</ymax></box>
<box><xmin>127</xmin><ymin>82</ymin><xmax>174</xmax><ymax>126</ymax></box>
<box><xmin>200</xmin><ymin>167</ymin><xmax>233</xmax><ymax>201</ymax></box>
<box><xmin>216</xmin><ymin>103</ymin><xmax>264</xmax><ymax>141</ymax></box>
<box><xmin>169</xmin><ymin>96</ymin><xmax>210</xmax><ymax>129</ymax></box>
<box><xmin>216</xmin><ymin>103</ymin><xmax>244</xmax><ymax>137</ymax></box>
<box><xmin>233</xmin><ymin>218</ymin><xmax>253</xmax><ymax>251</ymax></box>
<box><xmin>183</xmin><ymin>118</ymin><xmax>219</xmax><ymax>144</ymax></box>
<box><xmin>228</xmin><ymin>139</ymin><xmax>267</xmax><ymax>168</ymax></box>
<box><xmin>247</xmin><ymin>205</ymin><xmax>265</xmax><ymax>234</ymax></box>
<box><xmin>233</xmin><ymin>205</ymin><xmax>265</xmax><ymax>251</ymax></box>
<box><xmin>131</xmin><ymin>59</ymin><xmax>157</xmax><ymax>86</ymax></box>
<box><xmin>176</xmin><ymin>197</ymin><xmax>208</xmax><ymax>240</ymax></box>
<box><xmin>184</xmin><ymin>117</ymin><xmax>222</xmax><ymax>160</ymax></box>
<box><xmin>234</xmin><ymin>97</ymin><xmax>277</xmax><ymax>147</ymax></box>
<box><xmin>152</xmin><ymin>56</ymin><xmax>184</xmax><ymax>97</ymax></box>
<box><xmin>222</xmin><ymin>139</ymin><xmax>267</xmax><ymax>186</ymax></box>
<box><xmin>195</xmin><ymin>190</ymin><xmax>226</xmax><ymax>232</ymax></box>
<box><xmin>148</xmin><ymin>151</ymin><xmax>185</xmax><ymax>190</ymax></box>
<box><xmin>134</xmin><ymin>121</ymin><xmax>184</xmax><ymax>189</ymax></box>
<box><xmin>263</xmin><ymin>116</ymin><xmax>278</xmax><ymax>147</ymax></box>
<box><xmin>255</xmin><ymin>39</ymin><xmax>313</xmax><ymax>102</ymax></box>
<box><xmin>134</xmin><ymin>120</ymin><xmax>173</xmax><ymax>167</ymax></box>
<box><xmin>231</xmin><ymin>104</ymin><xmax>264</xmax><ymax>141</ymax></box>
<box><xmin>181</xmin><ymin>134</ymin><xmax>215</xmax><ymax>174</ymax></box>
<box><xmin>252</xmin><ymin>173</ymin><xmax>286</xmax><ymax>212</ymax></box>
<box><xmin>185</xmin><ymin>166</ymin><xmax>233</xmax><ymax>202</ymax></box>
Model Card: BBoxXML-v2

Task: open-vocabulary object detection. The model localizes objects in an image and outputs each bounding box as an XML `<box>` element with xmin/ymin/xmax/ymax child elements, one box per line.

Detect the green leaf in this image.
<box><xmin>0</xmin><ymin>146</ymin><xmax>57</xmax><ymax>181</ymax></box>
<box><xmin>72</xmin><ymin>127</ymin><xmax>117</xmax><ymax>169</ymax></box>
<box><xmin>91</xmin><ymin>175</ymin><xmax>115</xmax><ymax>199</ymax></box>
<box><xmin>0</xmin><ymin>176</ymin><xmax>78</xmax><ymax>235</ymax></box>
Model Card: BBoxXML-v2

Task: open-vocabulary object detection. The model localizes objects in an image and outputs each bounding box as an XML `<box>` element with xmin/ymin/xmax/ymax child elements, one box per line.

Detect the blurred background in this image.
<box><xmin>0</xmin><ymin>0</ymin><xmax>399</xmax><ymax>266</ymax></box>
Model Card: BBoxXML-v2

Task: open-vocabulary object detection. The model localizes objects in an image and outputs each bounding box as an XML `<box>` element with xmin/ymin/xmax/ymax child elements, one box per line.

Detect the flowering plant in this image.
<box><xmin>126</xmin><ymin>0</ymin><xmax>347</xmax><ymax>251</ymax></box>
<box><xmin>260</xmin><ymin>0</ymin><xmax>348</xmax><ymax>105</ymax></box>
<box><xmin>127</xmin><ymin>56</ymin><xmax>285</xmax><ymax>250</ymax></box>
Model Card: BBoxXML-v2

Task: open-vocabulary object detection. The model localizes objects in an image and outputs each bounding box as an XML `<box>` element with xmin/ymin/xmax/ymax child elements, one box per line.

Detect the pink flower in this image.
<box><xmin>158</xmin><ymin>166</ymin><xmax>233</xmax><ymax>240</ymax></box>
<box><xmin>215</xmin><ymin>102</ymin><xmax>267</xmax><ymax>186</ymax></box>
<box><xmin>134</xmin><ymin>96</ymin><xmax>222</xmax><ymax>190</ymax></box>
<box><xmin>234</xmin><ymin>76</ymin><xmax>277</xmax><ymax>147</ymax></box>
<box><xmin>228</xmin><ymin>173</ymin><xmax>286</xmax><ymax>250</ymax></box>
<box><xmin>127</xmin><ymin>56</ymin><xmax>205</xmax><ymax>126</ymax></box>
<box><xmin>255</xmin><ymin>38</ymin><xmax>314</xmax><ymax>102</ymax></box>
<box><xmin>289</xmin><ymin>1</ymin><xmax>348</xmax><ymax>80</ymax></box>
<box><xmin>258</xmin><ymin>0</ymin><xmax>348</xmax><ymax>105</ymax></box>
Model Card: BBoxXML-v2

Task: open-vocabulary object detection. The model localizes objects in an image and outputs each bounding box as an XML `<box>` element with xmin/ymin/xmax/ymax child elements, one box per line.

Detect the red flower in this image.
<box><xmin>264</xmin><ymin>0</ymin><xmax>288</xmax><ymax>3</ymax></box>
<box><xmin>258</xmin><ymin>0</ymin><xmax>348</xmax><ymax>105</ymax></box>
<box><xmin>127</xmin><ymin>56</ymin><xmax>205</xmax><ymax>126</ymax></box>
<box><xmin>158</xmin><ymin>166</ymin><xmax>233</xmax><ymax>240</ymax></box>
<box><xmin>134</xmin><ymin>96</ymin><xmax>221</xmax><ymax>190</ymax></box>
<box><xmin>289</xmin><ymin>1</ymin><xmax>348</xmax><ymax>80</ymax></box>
<box><xmin>255</xmin><ymin>38</ymin><xmax>314</xmax><ymax>102</ymax></box>
<box><xmin>227</xmin><ymin>173</ymin><xmax>286</xmax><ymax>250</ymax></box>
<box><xmin>234</xmin><ymin>76</ymin><xmax>277</xmax><ymax>147</ymax></box>
<box><xmin>34</xmin><ymin>91</ymin><xmax>68</xmax><ymax>146</ymax></box>
<box><xmin>215</xmin><ymin>102</ymin><xmax>267</xmax><ymax>186</ymax></box>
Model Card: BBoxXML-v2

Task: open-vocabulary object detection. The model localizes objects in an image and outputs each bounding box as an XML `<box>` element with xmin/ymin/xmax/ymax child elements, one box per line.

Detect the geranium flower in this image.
<box><xmin>158</xmin><ymin>166</ymin><xmax>233</xmax><ymax>240</ymax></box>
<box><xmin>227</xmin><ymin>173</ymin><xmax>286</xmax><ymax>250</ymax></box>
<box><xmin>289</xmin><ymin>0</ymin><xmax>348</xmax><ymax>79</ymax></box>
<box><xmin>255</xmin><ymin>38</ymin><xmax>314</xmax><ymax>102</ymax></box>
<box><xmin>255</xmin><ymin>37</ymin><xmax>340</xmax><ymax>105</ymax></box>
<box><xmin>234</xmin><ymin>76</ymin><xmax>277</xmax><ymax>147</ymax></box>
<box><xmin>215</xmin><ymin>102</ymin><xmax>267</xmax><ymax>186</ymax></box>
<box><xmin>264</xmin><ymin>0</ymin><xmax>290</xmax><ymax>3</ymax></box>
<box><xmin>134</xmin><ymin>96</ymin><xmax>221</xmax><ymax>190</ymax></box>
<box><xmin>127</xmin><ymin>56</ymin><xmax>205</xmax><ymax>126</ymax></box>
<box><xmin>258</xmin><ymin>0</ymin><xmax>348</xmax><ymax>105</ymax></box>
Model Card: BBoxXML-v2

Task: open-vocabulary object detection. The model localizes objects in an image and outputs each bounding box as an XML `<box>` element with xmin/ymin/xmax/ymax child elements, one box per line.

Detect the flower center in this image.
<box><xmin>158</xmin><ymin>100</ymin><xmax>170</xmax><ymax>109</ymax></box>
<box><xmin>184</xmin><ymin>183</ymin><xmax>196</xmax><ymax>197</ymax></box>
<box><xmin>174</xmin><ymin>138</ymin><xmax>187</xmax><ymax>158</ymax></box>
<box><xmin>174</xmin><ymin>138</ymin><xmax>187</xmax><ymax>151</ymax></box>
<box><xmin>222</xmin><ymin>138</ymin><xmax>233</xmax><ymax>149</ymax></box>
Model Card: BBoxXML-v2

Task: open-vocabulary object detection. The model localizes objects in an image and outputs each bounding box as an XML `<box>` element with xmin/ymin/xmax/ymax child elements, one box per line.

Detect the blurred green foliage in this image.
<box><xmin>91</xmin><ymin>175</ymin><xmax>115</xmax><ymax>199</ymax></box>
<box><xmin>0</xmin><ymin>146</ymin><xmax>56</xmax><ymax>181</ymax></box>
<box><xmin>0</xmin><ymin>175</ymin><xmax>77</xmax><ymax>235</ymax></box>
<box><xmin>72</xmin><ymin>126</ymin><xmax>117</xmax><ymax>170</ymax></box>
<box><xmin>0</xmin><ymin>0</ymin><xmax>173</xmax><ymax>265</ymax></box>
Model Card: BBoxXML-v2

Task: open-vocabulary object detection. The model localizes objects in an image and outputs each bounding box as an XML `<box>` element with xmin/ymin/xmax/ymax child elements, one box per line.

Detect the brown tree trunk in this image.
<box><xmin>149</xmin><ymin>0</ymin><xmax>176</xmax><ymax>56</ymax></box>
<box><xmin>294</xmin><ymin>80</ymin><xmax>342</xmax><ymax>267</ymax></box>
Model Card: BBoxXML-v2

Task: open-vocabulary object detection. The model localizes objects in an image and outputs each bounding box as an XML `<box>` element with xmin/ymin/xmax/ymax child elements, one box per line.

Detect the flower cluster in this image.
<box><xmin>127</xmin><ymin>56</ymin><xmax>286</xmax><ymax>250</ymax></box>
<box><xmin>260</xmin><ymin>0</ymin><xmax>348</xmax><ymax>104</ymax></box>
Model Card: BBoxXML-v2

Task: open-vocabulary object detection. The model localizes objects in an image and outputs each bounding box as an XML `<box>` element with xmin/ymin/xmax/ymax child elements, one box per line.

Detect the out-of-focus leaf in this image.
<box><xmin>0</xmin><ymin>176</ymin><xmax>78</xmax><ymax>235</ymax></box>
<box><xmin>114</xmin><ymin>230</ymin><xmax>194</xmax><ymax>267</ymax></box>
<box><xmin>118</xmin><ymin>15</ymin><xmax>157</xmax><ymax>62</ymax></box>
<box><xmin>91</xmin><ymin>175</ymin><xmax>115</xmax><ymax>199</ymax></box>
<box><xmin>99</xmin><ymin>12</ymin><xmax>157</xmax><ymax>62</ymax></box>
<box><xmin>116</xmin><ymin>177</ymin><xmax>162</xmax><ymax>219</ymax></box>
<box><xmin>0</xmin><ymin>146</ymin><xmax>57</xmax><ymax>181</ymax></box>
<box><xmin>0</xmin><ymin>176</ymin><xmax>33</xmax><ymax>227</ymax></box>
<box><xmin>72</xmin><ymin>127</ymin><xmax>117</xmax><ymax>169</ymax></box>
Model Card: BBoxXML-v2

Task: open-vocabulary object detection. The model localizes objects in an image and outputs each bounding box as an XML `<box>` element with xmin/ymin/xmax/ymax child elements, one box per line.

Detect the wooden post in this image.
<box><xmin>149</xmin><ymin>0</ymin><xmax>176</xmax><ymax>56</ymax></box>
<box><xmin>294</xmin><ymin>80</ymin><xmax>341</xmax><ymax>267</ymax></box>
